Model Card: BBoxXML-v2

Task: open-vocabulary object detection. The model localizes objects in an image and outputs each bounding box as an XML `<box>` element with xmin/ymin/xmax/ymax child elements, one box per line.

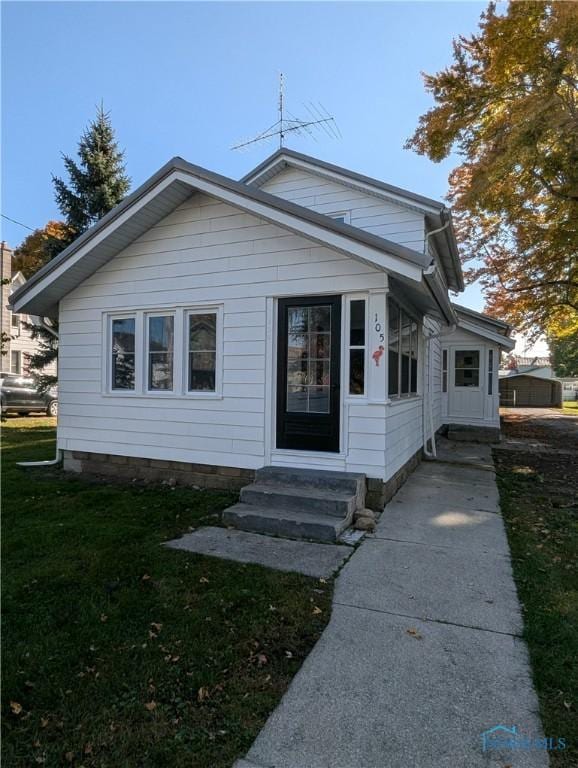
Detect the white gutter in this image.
<box><xmin>18</xmin><ymin>449</ymin><xmax>63</xmax><ymax>468</ymax></box>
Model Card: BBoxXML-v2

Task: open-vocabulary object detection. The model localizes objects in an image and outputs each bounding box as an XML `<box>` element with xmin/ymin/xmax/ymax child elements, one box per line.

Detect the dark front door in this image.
<box><xmin>276</xmin><ymin>295</ymin><xmax>341</xmax><ymax>452</ymax></box>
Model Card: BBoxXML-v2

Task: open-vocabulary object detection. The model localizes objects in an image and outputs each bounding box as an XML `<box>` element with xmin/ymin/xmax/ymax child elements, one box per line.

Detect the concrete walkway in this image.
<box><xmin>165</xmin><ymin>526</ymin><xmax>351</xmax><ymax>579</ymax></box>
<box><xmin>235</xmin><ymin>444</ymin><xmax>548</xmax><ymax>768</ymax></box>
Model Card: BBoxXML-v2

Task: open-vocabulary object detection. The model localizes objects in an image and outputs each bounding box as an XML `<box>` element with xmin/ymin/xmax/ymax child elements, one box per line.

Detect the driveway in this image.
<box><xmin>235</xmin><ymin>443</ymin><xmax>547</xmax><ymax>768</ymax></box>
<box><xmin>500</xmin><ymin>406</ymin><xmax>578</xmax><ymax>452</ymax></box>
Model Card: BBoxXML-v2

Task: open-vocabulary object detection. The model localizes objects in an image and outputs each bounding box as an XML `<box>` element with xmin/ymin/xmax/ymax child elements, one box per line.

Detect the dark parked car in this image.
<box><xmin>0</xmin><ymin>374</ymin><xmax>58</xmax><ymax>416</ymax></box>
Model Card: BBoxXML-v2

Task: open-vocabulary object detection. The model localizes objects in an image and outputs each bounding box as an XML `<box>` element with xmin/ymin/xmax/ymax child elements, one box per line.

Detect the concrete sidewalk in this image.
<box><xmin>235</xmin><ymin>444</ymin><xmax>548</xmax><ymax>768</ymax></box>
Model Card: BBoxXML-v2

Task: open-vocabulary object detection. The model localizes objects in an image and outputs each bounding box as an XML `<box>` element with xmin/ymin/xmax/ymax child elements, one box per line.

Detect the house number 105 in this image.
<box><xmin>374</xmin><ymin>313</ymin><xmax>385</xmax><ymax>342</ymax></box>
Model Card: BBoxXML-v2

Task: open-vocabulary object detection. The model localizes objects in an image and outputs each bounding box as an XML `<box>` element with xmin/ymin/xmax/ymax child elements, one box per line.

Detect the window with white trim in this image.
<box><xmin>106</xmin><ymin>306</ymin><xmax>222</xmax><ymax>397</ymax></box>
<box><xmin>387</xmin><ymin>298</ymin><xmax>419</xmax><ymax>397</ymax></box>
<box><xmin>187</xmin><ymin>311</ymin><xmax>217</xmax><ymax>392</ymax></box>
<box><xmin>111</xmin><ymin>317</ymin><xmax>136</xmax><ymax>390</ymax></box>
<box><xmin>348</xmin><ymin>299</ymin><xmax>366</xmax><ymax>396</ymax></box>
<box><xmin>329</xmin><ymin>211</ymin><xmax>351</xmax><ymax>224</ymax></box>
<box><xmin>11</xmin><ymin>350</ymin><xmax>21</xmax><ymax>374</ymax></box>
<box><xmin>147</xmin><ymin>314</ymin><xmax>174</xmax><ymax>391</ymax></box>
<box><xmin>11</xmin><ymin>313</ymin><xmax>21</xmax><ymax>336</ymax></box>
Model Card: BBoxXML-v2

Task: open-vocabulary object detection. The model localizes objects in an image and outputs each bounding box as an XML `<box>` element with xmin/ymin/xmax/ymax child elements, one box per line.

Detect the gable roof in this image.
<box><xmin>11</xmin><ymin>156</ymin><xmax>444</xmax><ymax>318</ymax></box>
<box><xmin>452</xmin><ymin>303</ymin><xmax>515</xmax><ymax>350</ymax></box>
<box><xmin>241</xmin><ymin>148</ymin><xmax>464</xmax><ymax>293</ymax></box>
<box><xmin>500</xmin><ymin>371</ymin><xmax>562</xmax><ymax>384</ymax></box>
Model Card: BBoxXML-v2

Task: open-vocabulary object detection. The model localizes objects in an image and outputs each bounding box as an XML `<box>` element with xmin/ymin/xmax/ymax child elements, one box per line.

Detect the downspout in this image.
<box><xmin>422</xmin><ymin>218</ymin><xmax>453</xmax><ymax>459</ymax></box>
<box><xmin>422</xmin><ymin>329</ymin><xmax>438</xmax><ymax>460</ymax></box>
<box><xmin>18</xmin><ymin>449</ymin><xmax>63</xmax><ymax>468</ymax></box>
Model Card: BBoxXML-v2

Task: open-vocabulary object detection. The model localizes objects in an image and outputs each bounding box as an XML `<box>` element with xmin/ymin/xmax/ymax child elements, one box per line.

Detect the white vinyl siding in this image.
<box><xmin>260</xmin><ymin>167</ymin><xmax>425</xmax><ymax>251</ymax></box>
<box><xmin>57</xmin><ymin>192</ymin><xmax>390</xmax><ymax>476</ymax></box>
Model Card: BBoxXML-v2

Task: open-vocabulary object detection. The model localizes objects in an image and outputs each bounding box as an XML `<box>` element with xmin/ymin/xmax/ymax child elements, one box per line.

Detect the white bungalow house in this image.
<box><xmin>11</xmin><ymin>150</ymin><xmax>514</xmax><ymax>538</ymax></box>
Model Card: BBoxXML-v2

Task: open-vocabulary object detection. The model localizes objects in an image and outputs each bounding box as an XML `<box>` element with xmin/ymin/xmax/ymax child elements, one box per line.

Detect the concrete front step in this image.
<box><xmin>222</xmin><ymin>503</ymin><xmax>352</xmax><ymax>544</ymax></box>
<box><xmin>240</xmin><ymin>483</ymin><xmax>356</xmax><ymax>518</ymax></box>
<box><xmin>256</xmin><ymin>466</ymin><xmax>366</xmax><ymax>498</ymax></box>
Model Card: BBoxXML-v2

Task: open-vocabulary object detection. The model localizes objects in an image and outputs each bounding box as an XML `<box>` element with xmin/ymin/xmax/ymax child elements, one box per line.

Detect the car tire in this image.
<box><xmin>47</xmin><ymin>400</ymin><xmax>58</xmax><ymax>417</ymax></box>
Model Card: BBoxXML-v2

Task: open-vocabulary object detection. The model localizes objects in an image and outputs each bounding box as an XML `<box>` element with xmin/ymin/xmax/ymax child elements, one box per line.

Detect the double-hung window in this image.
<box><xmin>187</xmin><ymin>311</ymin><xmax>217</xmax><ymax>392</ymax></box>
<box><xmin>147</xmin><ymin>314</ymin><xmax>175</xmax><ymax>391</ymax></box>
<box><xmin>107</xmin><ymin>307</ymin><xmax>221</xmax><ymax>396</ymax></box>
<box><xmin>111</xmin><ymin>317</ymin><xmax>136</xmax><ymax>390</ymax></box>
<box><xmin>388</xmin><ymin>298</ymin><xmax>419</xmax><ymax>398</ymax></box>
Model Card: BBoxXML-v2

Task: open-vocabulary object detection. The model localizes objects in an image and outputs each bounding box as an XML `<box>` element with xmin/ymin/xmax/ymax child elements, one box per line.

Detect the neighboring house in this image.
<box><xmin>1</xmin><ymin>242</ymin><xmax>57</xmax><ymax>376</ymax></box>
<box><xmin>499</xmin><ymin>371</ymin><xmax>563</xmax><ymax>407</ymax></box>
<box><xmin>11</xmin><ymin>149</ymin><xmax>515</xmax><ymax>509</ymax></box>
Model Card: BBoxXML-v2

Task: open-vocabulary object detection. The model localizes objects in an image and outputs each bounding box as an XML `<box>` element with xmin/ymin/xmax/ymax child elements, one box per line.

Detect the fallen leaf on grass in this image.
<box><xmin>141</xmin><ymin>574</ymin><xmax>151</xmax><ymax>582</ymax></box>
<box><xmin>100</xmin><ymin>614</ymin><xmax>108</xmax><ymax>623</ymax></box>
<box><xmin>199</xmin><ymin>576</ymin><xmax>210</xmax><ymax>584</ymax></box>
<box><xmin>197</xmin><ymin>686</ymin><xmax>209</xmax><ymax>702</ymax></box>
<box><xmin>144</xmin><ymin>701</ymin><xmax>157</xmax><ymax>711</ymax></box>
<box><xmin>40</xmin><ymin>718</ymin><xmax>49</xmax><ymax>728</ymax></box>
<box><xmin>312</xmin><ymin>606</ymin><xmax>322</xmax><ymax>615</ymax></box>
<box><xmin>257</xmin><ymin>653</ymin><xmax>268</xmax><ymax>666</ymax></box>
<box><xmin>10</xmin><ymin>701</ymin><xmax>23</xmax><ymax>715</ymax></box>
<box><xmin>64</xmin><ymin>752</ymin><xmax>74</xmax><ymax>763</ymax></box>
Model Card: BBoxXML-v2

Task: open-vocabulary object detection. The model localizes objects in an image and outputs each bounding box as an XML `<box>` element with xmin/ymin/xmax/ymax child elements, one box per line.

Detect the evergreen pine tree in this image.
<box><xmin>30</xmin><ymin>105</ymin><xmax>130</xmax><ymax>389</ymax></box>
<box><xmin>52</xmin><ymin>104</ymin><xmax>130</xmax><ymax>248</ymax></box>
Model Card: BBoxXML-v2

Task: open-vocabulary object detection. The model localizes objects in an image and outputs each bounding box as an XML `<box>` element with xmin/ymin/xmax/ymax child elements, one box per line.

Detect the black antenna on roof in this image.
<box><xmin>231</xmin><ymin>73</ymin><xmax>340</xmax><ymax>151</ymax></box>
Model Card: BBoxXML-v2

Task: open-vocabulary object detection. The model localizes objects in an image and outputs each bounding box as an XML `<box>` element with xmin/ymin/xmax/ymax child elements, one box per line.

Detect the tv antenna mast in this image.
<box><xmin>231</xmin><ymin>73</ymin><xmax>341</xmax><ymax>151</ymax></box>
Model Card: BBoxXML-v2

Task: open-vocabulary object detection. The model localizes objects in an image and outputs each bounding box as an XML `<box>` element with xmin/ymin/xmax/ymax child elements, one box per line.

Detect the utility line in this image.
<box><xmin>1</xmin><ymin>213</ymin><xmax>35</xmax><ymax>232</ymax></box>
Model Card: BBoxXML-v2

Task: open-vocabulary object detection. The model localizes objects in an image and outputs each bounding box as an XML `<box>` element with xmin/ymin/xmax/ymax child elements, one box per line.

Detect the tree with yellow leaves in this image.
<box><xmin>407</xmin><ymin>1</ymin><xmax>578</xmax><ymax>339</ymax></box>
<box><xmin>12</xmin><ymin>220</ymin><xmax>73</xmax><ymax>278</ymax></box>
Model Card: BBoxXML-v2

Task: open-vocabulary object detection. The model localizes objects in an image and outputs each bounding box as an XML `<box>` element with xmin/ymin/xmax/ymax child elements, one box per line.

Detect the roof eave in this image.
<box><xmin>11</xmin><ymin>159</ymin><xmax>432</xmax><ymax>317</ymax></box>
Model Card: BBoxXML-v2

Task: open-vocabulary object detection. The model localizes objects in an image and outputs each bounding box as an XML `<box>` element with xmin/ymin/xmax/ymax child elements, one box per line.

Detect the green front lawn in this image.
<box><xmin>1</xmin><ymin>418</ymin><xmax>331</xmax><ymax>767</ymax></box>
<box><xmin>494</xmin><ymin>448</ymin><xmax>578</xmax><ymax>765</ymax></box>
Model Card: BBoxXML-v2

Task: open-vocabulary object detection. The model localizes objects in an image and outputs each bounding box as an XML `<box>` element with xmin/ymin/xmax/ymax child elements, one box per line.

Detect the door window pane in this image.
<box><xmin>148</xmin><ymin>315</ymin><xmax>174</xmax><ymax>391</ymax></box>
<box><xmin>286</xmin><ymin>305</ymin><xmax>331</xmax><ymax>413</ymax></box>
<box><xmin>455</xmin><ymin>350</ymin><xmax>480</xmax><ymax>387</ymax></box>
<box><xmin>188</xmin><ymin>313</ymin><xmax>217</xmax><ymax>391</ymax></box>
<box><xmin>388</xmin><ymin>299</ymin><xmax>400</xmax><ymax>396</ymax></box>
<box><xmin>112</xmin><ymin>317</ymin><xmax>135</xmax><ymax>390</ymax></box>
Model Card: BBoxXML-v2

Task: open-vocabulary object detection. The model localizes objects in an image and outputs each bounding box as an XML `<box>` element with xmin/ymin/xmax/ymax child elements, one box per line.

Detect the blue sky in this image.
<box><xmin>2</xmin><ymin>1</ymin><xmax>489</xmax><ymax>308</ymax></box>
